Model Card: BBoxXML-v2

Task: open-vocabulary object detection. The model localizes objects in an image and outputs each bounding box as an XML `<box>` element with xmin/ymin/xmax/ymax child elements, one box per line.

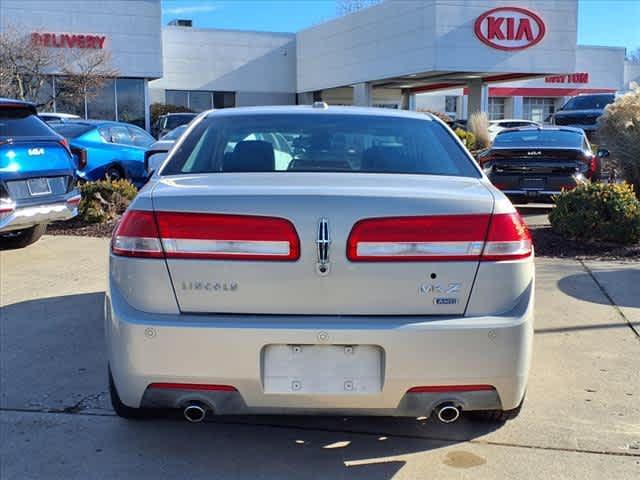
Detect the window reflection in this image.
<box><xmin>117</xmin><ymin>78</ymin><xmax>145</xmax><ymax>127</ymax></box>
<box><xmin>87</xmin><ymin>79</ymin><xmax>116</xmax><ymax>120</ymax></box>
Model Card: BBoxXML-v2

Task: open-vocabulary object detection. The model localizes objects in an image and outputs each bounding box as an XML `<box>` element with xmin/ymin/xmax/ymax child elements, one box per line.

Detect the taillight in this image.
<box><xmin>482</xmin><ymin>212</ymin><xmax>532</xmax><ymax>261</ymax></box>
<box><xmin>155</xmin><ymin>212</ymin><xmax>300</xmax><ymax>261</ymax></box>
<box><xmin>111</xmin><ymin>210</ymin><xmax>300</xmax><ymax>261</ymax></box>
<box><xmin>70</xmin><ymin>146</ymin><xmax>88</xmax><ymax>169</ymax></box>
<box><xmin>66</xmin><ymin>194</ymin><xmax>82</xmax><ymax>207</ymax></box>
<box><xmin>587</xmin><ymin>154</ymin><xmax>598</xmax><ymax>178</ymax></box>
<box><xmin>111</xmin><ymin>210</ymin><xmax>164</xmax><ymax>258</ymax></box>
<box><xmin>346</xmin><ymin>212</ymin><xmax>531</xmax><ymax>262</ymax></box>
<box><xmin>347</xmin><ymin>215</ymin><xmax>491</xmax><ymax>261</ymax></box>
<box><xmin>59</xmin><ymin>138</ymin><xmax>71</xmax><ymax>155</ymax></box>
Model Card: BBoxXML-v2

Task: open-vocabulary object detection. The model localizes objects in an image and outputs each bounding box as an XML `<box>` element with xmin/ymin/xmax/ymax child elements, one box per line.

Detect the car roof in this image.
<box><xmin>497</xmin><ymin>125</ymin><xmax>584</xmax><ymax>135</ymax></box>
<box><xmin>162</xmin><ymin>112</ymin><xmax>197</xmax><ymax>117</ymax></box>
<box><xmin>54</xmin><ymin>119</ymin><xmax>142</xmax><ymax>129</ymax></box>
<box><xmin>490</xmin><ymin>119</ymin><xmax>538</xmax><ymax>123</ymax></box>
<box><xmin>203</xmin><ymin>105</ymin><xmax>437</xmax><ymax>121</ymax></box>
<box><xmin>0</xmin><ymin>97</ymin><xmax>37</xmax><ymax>114</ymax></box>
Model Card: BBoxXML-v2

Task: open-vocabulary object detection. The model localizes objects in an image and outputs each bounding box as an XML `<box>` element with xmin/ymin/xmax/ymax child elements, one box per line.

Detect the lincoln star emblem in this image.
<box><xmin>316</xmin><ymin>218</ymin><xmax>331</xmax><ymax>276</ymax></box>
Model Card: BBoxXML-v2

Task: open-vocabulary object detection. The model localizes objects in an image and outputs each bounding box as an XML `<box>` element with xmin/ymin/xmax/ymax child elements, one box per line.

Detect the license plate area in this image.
<box><xmin>521</xmin><ymin>177</ymin><xmax>545</xmax><ymax>190</ymax></box>
<box><xmin>27</xmin><ymin>178</ymin><xmax>52</xmax><ymax>196</ymax></box>
<box><xmin>263</xmin><ymin>344</ymin><xmax>383</xmax><ymax>394</ymax></box>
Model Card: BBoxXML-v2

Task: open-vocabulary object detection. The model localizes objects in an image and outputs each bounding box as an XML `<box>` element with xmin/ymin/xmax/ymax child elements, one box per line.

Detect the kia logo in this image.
<box><xmin>474</xmin><ymin>7</ymin><xmax>545</xmax><ymax>51</ymax></box>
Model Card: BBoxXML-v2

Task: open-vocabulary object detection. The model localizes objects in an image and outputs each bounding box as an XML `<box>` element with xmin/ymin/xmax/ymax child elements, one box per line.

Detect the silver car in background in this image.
<box><xmin>107</xmin><ymin>105</ymin><xmax>534</xmax><ymax>424</ymax></box>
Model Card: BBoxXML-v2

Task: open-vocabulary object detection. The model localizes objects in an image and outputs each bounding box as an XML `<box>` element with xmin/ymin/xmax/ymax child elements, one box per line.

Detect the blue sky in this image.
<box><xmin>162</xmin><ymin>0</ymin><xmax>640</xmax><ymax>52</ymax></box>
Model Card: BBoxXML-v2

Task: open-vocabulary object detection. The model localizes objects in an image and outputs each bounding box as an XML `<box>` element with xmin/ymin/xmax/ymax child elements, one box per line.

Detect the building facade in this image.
<box><xmin>1</xmin><ymin>0</ymin><xmax>637</xmax><ymax>130</ymax></box>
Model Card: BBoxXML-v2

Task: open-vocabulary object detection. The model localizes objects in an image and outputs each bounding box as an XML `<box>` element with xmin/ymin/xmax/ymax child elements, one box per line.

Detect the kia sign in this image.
<box><xmin>31</xmin><ymin>32</ymin><xmax>106</xmax><ymax>49</ymax></box>
<box><xmin>474</xmin><ymin>7</ymin><xmax>545</xmax><ymax>51</ymax></box>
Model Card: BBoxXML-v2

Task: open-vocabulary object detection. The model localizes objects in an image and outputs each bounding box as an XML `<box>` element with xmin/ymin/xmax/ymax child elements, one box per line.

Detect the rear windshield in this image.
<box><xmin>166</xmin><ymin>115</ymin><xmax>196</xmax><ymax>129</ymax></box>
<box><xmin>161</xmin><ymin>114</ymin><xmax>480</xmax><ymax>178</ymax></box>
<box><xmin>161</xmin><ymin>125</ymin><xmax>188</xmax><ymax>140</ymax></box>
<box><xmin>0</xmin><ymin>108</ymin><xmax>55</xmax><ymax>139</ymax></box>
<box><xmin>562</xmin><ymin>94</ymin><xmax>614</xmax><ymax>110</ymax></box>
<box><xmin>494</xmin><ymin>130</ymin><xmax>583</xmax><ymax>148</ymax></box>
<box><xmin>50</xmin><ymin>123</ymin><xmax>94</xmax><ymax>139</ymax></box>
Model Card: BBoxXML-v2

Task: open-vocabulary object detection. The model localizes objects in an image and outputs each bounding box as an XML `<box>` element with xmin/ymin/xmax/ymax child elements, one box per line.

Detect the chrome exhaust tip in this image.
<box><xmin>183</xmin><ymin>403</ymin><xmax>207</xmax><ymax>423</ymax></box>
<box><xmin>435</xmin><ymin>403</ymin><xmax>461</xmax><ymax>424</ymax></box>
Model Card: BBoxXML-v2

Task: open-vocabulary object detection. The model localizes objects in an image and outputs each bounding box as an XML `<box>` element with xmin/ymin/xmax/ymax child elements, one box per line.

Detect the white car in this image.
<box><xmin>38</xmin><ymin>112</ymin><xmax>81</xmax><ymax>123</ymax></box>
<box><xmin>488</xmin><ymin>119</ymin><xmax>541</xmax><ymax>142</ymax></box>
<box><xmin>107</xmin><ymin>104</ymin><xmax>534</xmax><ymax>424</ymax></box>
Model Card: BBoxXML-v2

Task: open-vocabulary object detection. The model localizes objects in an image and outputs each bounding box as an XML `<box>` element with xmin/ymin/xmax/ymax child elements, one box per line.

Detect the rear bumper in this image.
<box><xmin>106</xmin><ymin>279</ymin><xmax>534</xmax><ymax>416</ymax></box>
<box><xmin>0</xmin><ymin>192</ymin><xmax>79</xmax><ymax>233</ymax></box>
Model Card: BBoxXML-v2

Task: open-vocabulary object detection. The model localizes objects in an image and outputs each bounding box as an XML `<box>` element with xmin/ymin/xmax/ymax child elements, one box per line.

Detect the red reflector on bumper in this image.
<box><xmin>149</xmin><ymin>383</ymin><xmax>238</xmax><ymax>392</ymax></box>
<box><xmin>407</xmin><ymin>385</ymin><xmax>495</xmax><ymax>393</ymax></box>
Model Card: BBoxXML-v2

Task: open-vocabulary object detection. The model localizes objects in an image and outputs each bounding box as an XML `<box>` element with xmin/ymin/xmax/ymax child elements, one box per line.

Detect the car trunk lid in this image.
<box><xmin>147</xmin><ymin>173</ymin><xmax>496</xmax><ymax>316</ymax></box>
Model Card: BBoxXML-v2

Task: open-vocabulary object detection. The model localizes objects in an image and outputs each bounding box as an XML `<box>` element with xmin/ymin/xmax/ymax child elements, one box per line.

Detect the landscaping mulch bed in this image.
<box><xmin>48</xmin><ymin>217</ymin><xmax>119</xmax><ymax>238</ymax></box>
<box><xmin>530</xmin><ymin>226</ymin><xmax>640</xmax><ymax>260</ymax></box>
<box><xmin>48</xmin><ymin>217</ymin><xmax>640</xmax><ymax>261</ymax></box>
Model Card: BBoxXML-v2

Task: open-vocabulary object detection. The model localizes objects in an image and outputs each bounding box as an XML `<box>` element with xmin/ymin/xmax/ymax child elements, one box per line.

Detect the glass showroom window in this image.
<box><xmin>190</xmin><ymin>91</ymin><xmax>213</xmax><ymax>112</ymax></box>
<box><xmin>87</xmin><ymin>79</ymin><xmax>116</xmax><ymax>121</ymax></box>
<box><xmin>165</xmin><ymin>90</ymin><xmax>189</xmax><ymax>109</ymax></box>
<box><xmin>166</xmin><ymin>90</ymin><xmax>236</xmax><ymax>112</ymax></box>
<box><xmin>214</xmin><ymin>91</ymin><xmax>235</xmax><ymax>109</ymax></box>
<box><xmin>488</xmin><ymin>97</ymin><xmax>506</xmax><ymax>120</ymax></box>
<box><xmin>445</xmin><ymin>96</ymin><xmax>458</xmax><ymax>119</ymax></box>
<box><xmin>117</xmin><ymin>78</ymin><xmax>145</xmax><ymax>128</ymax></box>
<box><xmin>523</xmin><ymin>98</ymin><xmax>555</xmax><ymax>123</ymax></box>
<box><xmin>54</xmin><ymin>77</ymin><xmax>86</xmax><ymax>117</ymax></box>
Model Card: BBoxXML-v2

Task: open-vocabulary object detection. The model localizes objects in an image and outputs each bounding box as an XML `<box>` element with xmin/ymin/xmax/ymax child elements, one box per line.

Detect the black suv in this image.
<box><xmin>551</xmin><ymin>93</ymin><xmax>615</xmax><ymax>137</ymax></box>
<box><xmin>152</xmin><ymin>112</ymin><xmax>197</xmax><ymax>139</ymax></box>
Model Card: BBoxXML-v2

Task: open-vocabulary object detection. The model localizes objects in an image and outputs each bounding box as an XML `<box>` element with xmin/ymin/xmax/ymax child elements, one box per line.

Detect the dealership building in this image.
<box><xmin>1</xmin><ymin>0</ymin><xmax>638</xmax><ymax>130</ymax></box>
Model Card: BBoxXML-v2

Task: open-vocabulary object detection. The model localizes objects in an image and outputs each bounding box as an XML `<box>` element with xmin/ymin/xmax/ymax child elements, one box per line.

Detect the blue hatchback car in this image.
<box><xmin>51</xmin><ymin>120</ymin><xmax>156</xmax><ymax>186</ymax></box>
<box><xmin>0</xmin><ymin>98</ymin><xmax>79</xmax><ymax>248</ymax></box>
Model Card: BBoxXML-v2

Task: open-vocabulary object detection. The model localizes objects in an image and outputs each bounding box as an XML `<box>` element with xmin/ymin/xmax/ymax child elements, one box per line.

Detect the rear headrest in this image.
<box><xmin>225</xmin><ymin>140</ymin><xmax>275</xmax><ymax>172</ymax></box>
<box><xmin>362</xmin><ymin>145</ymin><xmax>414</xmax><ymax>172</ymax></box>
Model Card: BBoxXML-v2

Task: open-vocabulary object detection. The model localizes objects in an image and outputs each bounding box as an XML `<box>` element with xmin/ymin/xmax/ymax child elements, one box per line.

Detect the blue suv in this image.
<box><xmin>0</xmin><ymin>99</ymin><xmax>79</xmax><ymax>249</ymax></box>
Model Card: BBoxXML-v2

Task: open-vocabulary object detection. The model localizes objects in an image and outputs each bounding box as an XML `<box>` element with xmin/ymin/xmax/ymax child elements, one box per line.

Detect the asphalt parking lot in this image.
<box><xmin>1</xmin><ymin>235</ymin><xmax>639</xmax><ymax>479</ymax></box>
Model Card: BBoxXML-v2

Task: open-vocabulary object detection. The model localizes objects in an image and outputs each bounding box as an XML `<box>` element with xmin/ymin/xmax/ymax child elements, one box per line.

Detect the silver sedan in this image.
<box><xmin>106</xmin><ymin>105</ymin><xmax>534</xmax><ymax>424</ymax></box>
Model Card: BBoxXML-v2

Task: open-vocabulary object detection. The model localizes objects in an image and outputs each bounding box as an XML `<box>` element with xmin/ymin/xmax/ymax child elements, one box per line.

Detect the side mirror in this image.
<box><xmin>144</xmin><ymin>149</ymin><xmax>169</xmax><ymax>176</ymax></box>
<box><xmin>597</xmin><ymin>149</ymin><xmax>610</xmax><ymax>158</ymax></box>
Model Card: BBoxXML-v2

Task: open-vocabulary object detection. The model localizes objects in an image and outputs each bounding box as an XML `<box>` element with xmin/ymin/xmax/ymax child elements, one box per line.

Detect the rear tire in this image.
<box><xmin>0</xmin><ymin>224</ymin><xmax>47</xmax><ymax>250</ymax></box>
<box><xmin>109</xmin><ymin>368</ymin><xmax>150</xmax><ymax>420</ymax></box>
<box><xmin>105</xmin><ymin>165</ymin><xmax>125</xmax><ymax>181</ymax></box>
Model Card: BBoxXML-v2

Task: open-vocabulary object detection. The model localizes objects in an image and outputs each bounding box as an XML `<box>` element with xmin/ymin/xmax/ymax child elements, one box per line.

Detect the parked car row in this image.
<box><xmin>1</xmin><ymin>98</ymin><xmax>194</xmax><ymax>248</ymax></box>
<box><xmin>0</xmin><ymin>99</ymin><xmax>80</xmax><ymax>248</ymax></box>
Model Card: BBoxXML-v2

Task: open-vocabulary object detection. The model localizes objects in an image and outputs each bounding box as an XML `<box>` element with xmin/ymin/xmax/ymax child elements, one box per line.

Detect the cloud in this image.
<box><xmin>164</xmin><ymin>3</ymin><xmax>222</xmax><ymax>15</ymax></box>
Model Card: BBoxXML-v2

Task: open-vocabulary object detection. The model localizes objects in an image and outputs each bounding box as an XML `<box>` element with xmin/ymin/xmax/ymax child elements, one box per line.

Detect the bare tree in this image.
<box><xmin>0</xmin><ymin>25</ymin><xmax>118</xmax><ymax>112</ymax></box>
<box><xmin>0</xmin><ymin>26</ymin><xmax>60</xmax><ymax>107</ymax></box>
<box><xmin>336</xmin><ymin>0</ymin><xmax>383</xmax><ymax>16</ymax></box>
<box><xmin>57</xmin><ymin>49</ymin><xmax>119</xmax><ymax>114</ymax></box>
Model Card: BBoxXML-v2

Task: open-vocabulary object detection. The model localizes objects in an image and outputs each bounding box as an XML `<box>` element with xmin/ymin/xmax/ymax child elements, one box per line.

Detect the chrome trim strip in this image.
<box><xmin>161</xmin><ymin>238</ymin><xmax>291</xmax><ymax>256</ymax></box>
<box><xmin>356</xmin><ymin>241</ymin><xmax>484</xmax><ymax>257</ymax></box>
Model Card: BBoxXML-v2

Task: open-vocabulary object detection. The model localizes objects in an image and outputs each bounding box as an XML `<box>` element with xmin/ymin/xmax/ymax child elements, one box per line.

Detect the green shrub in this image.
<box><xmin>454</xmin><ymin>128</ymin><xmax>476</xmax><ymax>150</ymax></box>
<box><xmin>78</xmin><ymin>179</ymin><xmax>138</xmax><ymax>224</ymax></box>
<box><xmin>549</xmin><ymin>183</ymin><xmax>640</xmax><ymax>244</ymax></box>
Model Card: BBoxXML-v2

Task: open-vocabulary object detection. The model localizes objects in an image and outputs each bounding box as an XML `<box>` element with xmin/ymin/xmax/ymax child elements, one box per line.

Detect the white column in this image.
<box><xmin>512</xmin><ymin>96</ymin><xmax>524</xmax><ymax>119</ymax></box>
<box><xmin>408</xmin><ymin>93</ymin><xmax>417</xmax><ymax>111</ymax></box>
<box><xmin>353</xmin><ymin>82</ymin><xmax>372</xmax><ymax>107</ymax></box>
<box><xmin>144</xmin><ymin>79</ymin><xmax>151</xmax><ymax>132</ymax></box>
<box><xmin>467</xmin><ymin>79</ymin><xmax>482</xmax><ymax>115</ymax></box>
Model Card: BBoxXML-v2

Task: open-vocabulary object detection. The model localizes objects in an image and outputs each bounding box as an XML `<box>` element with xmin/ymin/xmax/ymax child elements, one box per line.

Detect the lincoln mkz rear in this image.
<box><xmin>106</xmin><ymin>105</ymin><xmax>534</xmax><ymax>424</ymax></box>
